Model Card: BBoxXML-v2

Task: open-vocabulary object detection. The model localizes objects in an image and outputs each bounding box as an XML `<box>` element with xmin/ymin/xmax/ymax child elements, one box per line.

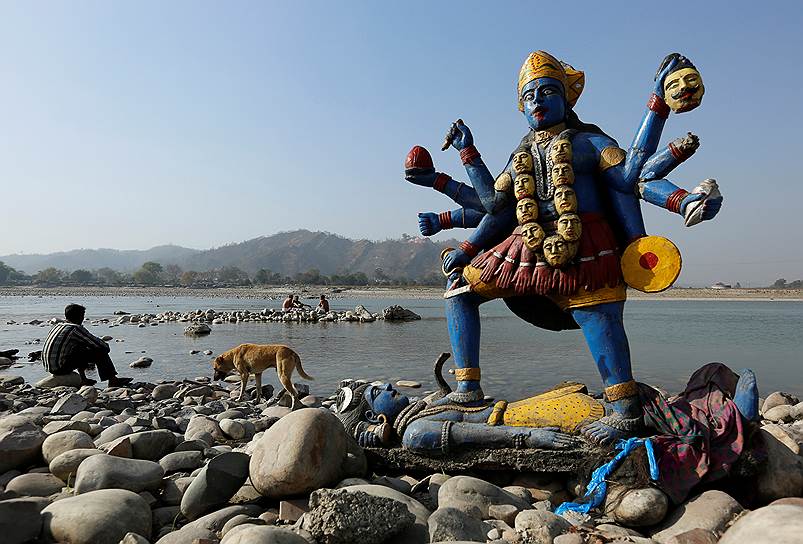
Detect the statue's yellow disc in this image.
<box><xmin>621</xmin><ymin>236</ymin><xmax>682</xmax><ymax>293</ymax></box>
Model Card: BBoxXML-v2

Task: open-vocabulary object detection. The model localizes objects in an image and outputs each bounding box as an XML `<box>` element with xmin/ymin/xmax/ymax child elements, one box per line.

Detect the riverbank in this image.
<box><xmin>1</xmin><ymin>285</ymin><xmax>802</xmax><ymax>301</ymax></box>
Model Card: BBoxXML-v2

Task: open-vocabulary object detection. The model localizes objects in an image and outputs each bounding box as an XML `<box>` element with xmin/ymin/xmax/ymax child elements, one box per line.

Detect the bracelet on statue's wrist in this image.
<box><xmin>647</xmin><ymin>93</ymin><xmax>670</xmax><ymax>119</ymax></box>
<box><xmin>666</xmin><ymin>188</ymin><xmax>690</xmax><ymax>214</ymax></box>
<box><xmin>433</xmin><ymin>173</ymin><xmax>450</xmax><ymax>192</ymax></box>
<box><xmin>460</xmin><ymin>145</ymin><xmax>481</xmax><ymax>165</ymax></box>
<box><xmin>438</xmin><ymin>212</ymin><xmax>452</xmax><ymax>229</ymax></box>
<box><xmin>459</xmin><ymin>240</ymin><xmax>480</xmax><ymax>258</ymax></box>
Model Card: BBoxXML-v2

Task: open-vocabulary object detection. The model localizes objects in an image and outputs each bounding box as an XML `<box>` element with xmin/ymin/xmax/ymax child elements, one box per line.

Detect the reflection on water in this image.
<box><xmin>1</xmin><ymin>295</ymin><xmax>801</xmax><ymax>399</ymax></box>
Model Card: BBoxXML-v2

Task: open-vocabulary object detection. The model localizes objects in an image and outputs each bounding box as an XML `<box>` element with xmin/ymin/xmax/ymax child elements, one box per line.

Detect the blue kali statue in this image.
<box><xmin>403</xmin><ymin>52</ymin><xmax>723</xmax><ymax>446</ymax></box>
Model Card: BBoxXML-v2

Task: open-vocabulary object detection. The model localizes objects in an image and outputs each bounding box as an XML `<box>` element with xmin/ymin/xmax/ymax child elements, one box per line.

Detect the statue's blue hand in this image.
<box><xmin>445</xmin><ymin>119</ymin><xmax>474</xmax><ymax>152</ymax></box>
<box><xmin>418</xmin><ymin>212</ymin><xmax>441</xmax><ymax>236</ymax></box>
<box><xmin>525</xmin><ymin>428</ymin><xmax>581</xmax><ymax>449</ymax></box>
<box><xmin>443</xmin><ymin>248</ymin><xmax>470</xmax><ymax>274</ymax></box>
<box><xmin>357</xmin><ymin>431</ymin><xmax>380</xmax><ymax>448</ymax></box>
<box><xmin>405</xmin><ymin>170</ymin><xmax>437</xmax><ymax>188</ymax></box>
<box><xmin>654</xmin><ymin>56</ymin><xmax>680</xmax><ymax>98</ymax></box>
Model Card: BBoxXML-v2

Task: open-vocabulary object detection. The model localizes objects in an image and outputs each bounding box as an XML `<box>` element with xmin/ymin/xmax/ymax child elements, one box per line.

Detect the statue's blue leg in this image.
<box><xmin>572</xmin><ymin>301</ymin><xmax>641</xmax><ymax>445</ymax></box>
<box><xmin>733</xmin><ymin>368</ymin><xmax>759</xmax><ymax>422</ymax></box>
<box><xmin>571</xmin><ymin>301</ymin><xmax>634</xmax><ymax>389</ymax></box>
<box><xmin>445</xmin><ymin>282</ymin><xmax>486</xmax><ymax>395</ymax></box>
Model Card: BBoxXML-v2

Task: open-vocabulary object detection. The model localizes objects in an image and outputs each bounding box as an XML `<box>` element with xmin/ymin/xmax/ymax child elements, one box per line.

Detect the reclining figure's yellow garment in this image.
<box><xmin>487</xmin><ymin>382</ymin><xmax>604</xmax><ymax>433</ymax></box>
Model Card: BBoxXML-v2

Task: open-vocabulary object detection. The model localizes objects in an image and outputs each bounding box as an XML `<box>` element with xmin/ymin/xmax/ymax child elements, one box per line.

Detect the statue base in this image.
<box><xmin>364</xmin><ymin>444</ymin><xmax>604</xmax><ymax>475</ymax></box>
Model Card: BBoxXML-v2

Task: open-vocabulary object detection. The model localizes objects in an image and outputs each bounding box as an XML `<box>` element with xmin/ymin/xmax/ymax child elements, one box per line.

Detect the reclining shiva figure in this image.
<box><xmin>403</xmin><ymin>52</ymin><xmax>722</xmax><ymax>446</ymax></box>
<box><xmin>335</xmin><ymin>355</ymin><xmax>760</xmax><ymax>460</ymax></box>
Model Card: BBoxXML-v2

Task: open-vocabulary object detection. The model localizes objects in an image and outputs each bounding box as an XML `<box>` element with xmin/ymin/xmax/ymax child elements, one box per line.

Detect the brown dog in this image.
<box><xmin>212</xmin><ymin>343</ymin><xmax>313</xmax><ymax>406</ymax></box>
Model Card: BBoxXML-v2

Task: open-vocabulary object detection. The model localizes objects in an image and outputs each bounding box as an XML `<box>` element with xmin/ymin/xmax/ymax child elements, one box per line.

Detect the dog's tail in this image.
<box><xmin>294</xmin><ymin>352</ymin><xmax>314</xmax><ymax>381</ymax></box>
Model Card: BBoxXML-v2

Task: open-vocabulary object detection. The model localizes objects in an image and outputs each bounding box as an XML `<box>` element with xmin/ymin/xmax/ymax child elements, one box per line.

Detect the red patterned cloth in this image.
<box><xmin>639</xmin><ymin>363</ymin><xmax>746</xmax><ymax>504</ymax></box>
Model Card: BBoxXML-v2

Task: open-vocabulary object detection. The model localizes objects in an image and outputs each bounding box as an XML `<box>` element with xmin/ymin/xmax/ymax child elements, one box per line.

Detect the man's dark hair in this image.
<box><xmin>64</xmin><ymin>304</ymin><xmax>86</xmax><ymax>324</ymax></box>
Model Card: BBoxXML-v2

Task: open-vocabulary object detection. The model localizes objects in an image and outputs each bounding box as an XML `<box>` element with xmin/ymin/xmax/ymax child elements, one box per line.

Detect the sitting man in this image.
<box><xmin>282</xmin><ymin>294</ymin><xmax>295</xmax><ymax>312</ymax></box>
<box><xmin>317</xmin><ymin>294</ymin><xmax>330</xmax><ymax>313</ymax></box>
<box><xmin>42</xmin><ymin>304</ymin><xmax>132</xmax><ymax>387</ymax></box>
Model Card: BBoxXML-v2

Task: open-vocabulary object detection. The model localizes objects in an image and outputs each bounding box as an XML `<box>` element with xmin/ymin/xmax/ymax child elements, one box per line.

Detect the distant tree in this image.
<box><xmin>0</xmin><ymin>261</ymin><xmax>25</xmax><ymax>284</ymax></box>
<box><xmin>36</xmin><ymin>267</ymin><xmax>65</xmax><ymax>284</ymax></box>
<box><xmin>95</xmin><ymin>267</ymin><xmax>123</xmax><ymax>286</ymax></box>
<box><xmin>163</xmin><ymin>264</ymin><xmax>183</xmax><ymax>284</ymax></box>
<box><xmin>374</xmin><ymin>267</ymin><xmax>389</xmax><ymax>284</ymax></box>
<box><xmin>180</xmin><ymin>270</ymin><xmax>199</xmax><ymax>286</ymax></box>
<box><xmin>735</xmin><ymin>282</ymin><xmax>742</xmax><ymax>289</ymax></box>
<box><xmin>254</xmin><ymin>268</ymin><xmax>284</xmax><ymax>285</ymax></box>
<box><xmin>216</xmin><ymin>266</ymin><xmax>250</xmax><ymax>285</ymax></box>
<box><xmin>133</xmin><ymin>261</ymin><xmax>164</xmax><ymax>285</ymax></box>
<box><xmin>772</xmin><ymin>278</ymin><xmax>787</xmax><ymax>288</ymax></box>
<box><xmin>69</xmin><ymin>269</ymin><xmax>94</xmax><ymax>284</ymax></box>
<box><xmin>294</xmin><ymin>268</ymin><xmax>329</xmax><ymax>285</ymax></box>
<box><xmin>789</xmin><ymin>279</ymin><xmax>803</xmax><ymax>289</ymax></box>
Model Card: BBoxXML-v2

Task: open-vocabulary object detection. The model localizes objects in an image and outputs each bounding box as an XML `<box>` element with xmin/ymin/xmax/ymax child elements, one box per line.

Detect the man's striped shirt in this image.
<box><xmin>42</xmin><ymin>322</ymin><xmax>109</xmax><ymax>373</ymax></box>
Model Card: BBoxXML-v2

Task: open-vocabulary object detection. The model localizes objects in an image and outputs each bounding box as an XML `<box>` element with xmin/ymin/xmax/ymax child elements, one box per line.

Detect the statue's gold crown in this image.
<box><xmin>518</xmin><ymin>51</ymin><xmax>585</xmax><ymax>111</ymax></box>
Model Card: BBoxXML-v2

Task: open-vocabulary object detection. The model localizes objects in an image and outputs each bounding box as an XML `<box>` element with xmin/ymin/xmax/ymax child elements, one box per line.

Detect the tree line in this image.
<box><xmin>0</xmin><ymin>261</ymin><xmax>444</xmax><ymax>287</ymax></box>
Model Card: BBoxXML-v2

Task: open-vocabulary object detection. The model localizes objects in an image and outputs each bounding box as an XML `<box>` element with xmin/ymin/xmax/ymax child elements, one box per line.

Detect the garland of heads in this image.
<box><xmin>512</xmin><ymin>132</ymin><xmax>582</xmax><ymax>270</ymax></box>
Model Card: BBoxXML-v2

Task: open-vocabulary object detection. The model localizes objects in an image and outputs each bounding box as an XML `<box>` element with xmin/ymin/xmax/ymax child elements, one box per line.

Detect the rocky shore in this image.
<box><xmin>2</xmin><ymin>285</ymin><xmax>802</xmax><ymax>301</ymax></box>
<box><xmin>1</xmin><ymin>371</ymin><xmax>802</xmax><ymax>544</ymax></box>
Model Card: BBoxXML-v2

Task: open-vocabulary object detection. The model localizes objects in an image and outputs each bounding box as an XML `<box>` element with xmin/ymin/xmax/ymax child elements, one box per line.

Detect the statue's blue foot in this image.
<box><xmin>581</xmin><ymin>397</ymin><xmax>643</xmax><ymax>447</ymax></box>
<box><xmin>429</xmin><ymin>387</ymin><xmax>487</xmax><ymax>408</ymax></box>
<box><xmin>733</xmin><ymin>368</ymin><xmax>759</xmax><ymax>421</ymax></box>
<box><xmin>581</xmin><ymin>413</ymin><xmax>642</xmax><ymax>447</ymax></box>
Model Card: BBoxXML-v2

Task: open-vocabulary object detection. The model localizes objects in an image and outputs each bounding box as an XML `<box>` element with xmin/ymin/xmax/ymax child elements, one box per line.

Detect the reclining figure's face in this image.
<box><xmin>364</xmin><ymin>383</ymin><xmax>410</xmax><ymax>422</ymax></box>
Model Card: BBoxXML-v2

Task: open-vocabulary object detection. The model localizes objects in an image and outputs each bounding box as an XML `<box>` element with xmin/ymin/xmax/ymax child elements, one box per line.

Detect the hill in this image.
<box><xmin>1</xmin><ymin>231</ymin><xmax>459</xmax><ymax>280</ymax></box>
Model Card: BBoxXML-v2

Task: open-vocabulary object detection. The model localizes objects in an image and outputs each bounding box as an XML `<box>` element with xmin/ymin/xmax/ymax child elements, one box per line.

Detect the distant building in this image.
<box><xmin>710</xmin><ymin>282</ymin><xmax>732</xmax><ymax>290</ymax></box>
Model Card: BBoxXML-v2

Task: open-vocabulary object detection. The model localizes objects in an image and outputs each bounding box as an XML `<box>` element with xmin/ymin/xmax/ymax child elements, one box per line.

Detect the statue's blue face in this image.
<box><xmin>364</xmin><ymin>383</ymin><xmax>410</xmax><ymax>421</ymax></box>
<box><xmin>521</xmin><ymin>77</ymin><xmax>566</xmax><ymax>130</ymax></box>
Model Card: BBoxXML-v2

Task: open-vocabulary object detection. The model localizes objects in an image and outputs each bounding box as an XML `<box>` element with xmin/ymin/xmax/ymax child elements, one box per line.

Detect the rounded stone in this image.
<box><xmin>438</xmin><ymin>475</ymin><xmax>532</xmax><ymax>517</ymax></box>
<box><xmin>41</xmin><ymin>488</ymin><xmax>151</xmax><ymax>544</ymax></box>
<box><xmin>152</xmin><ymin>384</ymin><xmax>179</xmax><ymax>401</ymax></box>
<box><xmin>719</xmin><ymin>503</ymin><xmax>803</xmax><ymax>543</ymax></box>
<box><xmin>93</xmin><ymin>422</ymin><xmax>133</xmax><ymax>446</ymax></box>
<box><xmin>74</xmin><ymin>454</ymin><xmax>164</xmax><ymax>494</ymax></box>
<box><xmin>0</xmin><ymin>416</ymin><xmax>47</xmax><ymax>473</ymax></box>
<box><xmin>220</xmin><ymin>418</ymin><xmax>246</xmax><ymax>440</ymax></box>
<box><xmin>128</xmin><ymin>429</ymin><xmax>176</xmax><ymax>460</ymax></box>
<box><xmin>49</xmin><ymin>448</ymin><xmax>104</xmax><ymax>482</ymax></box>
<box><xmin>762</xmin><ymin>391</ymin><xmax>799</xmax><ymax>414</ymax></box>
<box><xmin>221</xmin><ymin>525</ymin><xmax>309</xmax><ymax>544</ymax></box>
<box><xmin>6</xmin><ymin>472</ymin><xmax>65</xmax><ymax>496</ymax></box>
<box><xmin>42</xmin><ymin>430</ymin><xmax>95</xmax><ymax>464</ymax></box>
<box><xmin>249</xmin><ymin>408</ymin><xmax>363</xmax><ymax>499</ymax></box>
<box><xmin>180</xmin><ymin>451</ymin><xmax>250</xmax><ymax>520</ymax></box>
<box><xmin>650</xmin><ymin>490</ymin><xmax>743</xmax><ymax>542</ymax></box>
<box><xmin>515</xmin><ymin>510</ymin><xmax>572</xmax><ymax>542</ymax></box>
<box><xmin>763</xmin><ymin>404</ymin><xmax>794</xmax><ymax>423</ymax></box>
<box><xmin>0</xmin><ymin>497</ymin><xmax>47</xmax><ymax>544</ymax></box>
<box><xmin>185</xmin><ymin>415</ymin><xmax>224</xmax><ymax>444</ymax></box>
<box><xmin>159</xmin><ymin>450</ymin><xmax>204</xmax><ymax>473</ymax></box>
<box><xmin>607</xmin><ymin>486</ymin><xmax>669</xmax><ymax>527</ymax></box>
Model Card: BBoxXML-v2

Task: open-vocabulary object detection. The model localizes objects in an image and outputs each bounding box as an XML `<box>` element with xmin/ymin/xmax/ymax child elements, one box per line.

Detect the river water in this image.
<box><xmin>1</xmin><ymin>295</ymin><xmax>801</xmax><ymax>399</ymax></box>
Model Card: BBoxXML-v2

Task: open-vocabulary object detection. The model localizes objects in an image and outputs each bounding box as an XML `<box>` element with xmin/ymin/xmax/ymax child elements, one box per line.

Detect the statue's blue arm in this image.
<box><xmin>418</xmin><ymin>207</ymin><xmax>486</xmax><ymax>237</ymax></box>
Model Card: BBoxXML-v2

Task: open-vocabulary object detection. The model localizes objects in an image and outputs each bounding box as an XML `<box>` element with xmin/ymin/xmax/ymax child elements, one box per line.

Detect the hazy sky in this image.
<box><xmin>1</xmin><ymin>1</ymin><xmax>801</xmax><ymax>286</ymax></box>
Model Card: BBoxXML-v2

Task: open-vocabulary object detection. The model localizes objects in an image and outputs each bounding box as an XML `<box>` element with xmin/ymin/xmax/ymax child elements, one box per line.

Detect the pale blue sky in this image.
<box><xmin>1</xmin><ymin>1</ymin><xmax>801</xmax><ymax>286</ymax></box>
